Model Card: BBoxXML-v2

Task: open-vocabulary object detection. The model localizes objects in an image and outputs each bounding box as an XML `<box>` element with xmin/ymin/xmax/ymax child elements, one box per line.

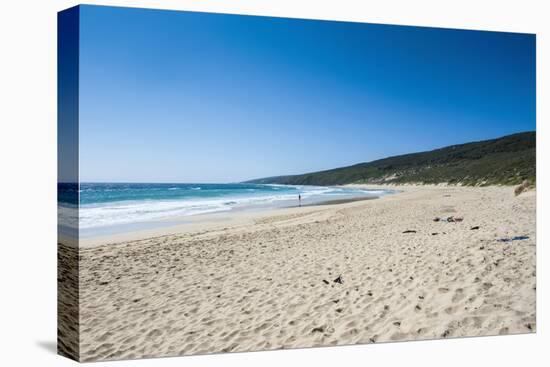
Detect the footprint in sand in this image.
<box><xmin>451</xmin><ymin>288</ymin><xmax>465</xmax><ymax>302</ymax></box>
<box><xmin>444</xmin><ymin>306</ymin><xmax>459</xmax><ymax>315</ymax></box>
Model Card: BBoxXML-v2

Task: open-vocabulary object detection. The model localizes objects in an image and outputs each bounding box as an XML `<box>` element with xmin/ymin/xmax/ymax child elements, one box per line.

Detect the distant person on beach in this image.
<box><xmin>298</xmin><ymin>194</ymin><xmax>302</xmax><ymax>207</ymax></box>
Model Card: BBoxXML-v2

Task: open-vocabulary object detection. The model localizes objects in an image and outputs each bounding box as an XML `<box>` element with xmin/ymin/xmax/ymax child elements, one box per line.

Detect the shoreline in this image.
<box><xmin>74</xmin><ymin>191</ymin><xmax>387</xmax><ymax>247</ymax></box>
<box><xmin>67</xmin><ymin>187</ymin><xmax>391</xmax><ymax>247</ymax></box>
<box><xmin>69</xmin><ymin>183</ymin><xmax>392</xmax><ymax>241</ymax></box>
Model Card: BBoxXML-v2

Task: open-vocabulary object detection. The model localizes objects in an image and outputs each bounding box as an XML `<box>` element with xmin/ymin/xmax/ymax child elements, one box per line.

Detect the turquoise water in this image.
<box><xmin>58</xmin><ymin>183</ymin><xmax>393</xmax><ymax>234</ymax></box>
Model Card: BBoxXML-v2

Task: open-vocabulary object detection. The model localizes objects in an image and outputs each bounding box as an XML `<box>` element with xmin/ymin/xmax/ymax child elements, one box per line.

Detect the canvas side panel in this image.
<box><xmin>57</xmin><ymin>5</ymin><xmax>80</xmax><ymax>362</ymax></box>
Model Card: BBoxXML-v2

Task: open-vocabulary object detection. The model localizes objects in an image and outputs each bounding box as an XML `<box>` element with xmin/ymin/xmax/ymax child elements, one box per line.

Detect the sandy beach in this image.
<box><xmin>58</xmin><ymin>185</ymin><xmax>536</xmax><ymax>361</ymax></box>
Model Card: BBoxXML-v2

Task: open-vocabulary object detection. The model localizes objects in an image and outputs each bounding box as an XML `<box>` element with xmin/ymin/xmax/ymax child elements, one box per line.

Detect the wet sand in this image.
<box><xmin>301</xmin><ymin>195</ymin><xmax>379</xmax><ymax>207</ymax></box>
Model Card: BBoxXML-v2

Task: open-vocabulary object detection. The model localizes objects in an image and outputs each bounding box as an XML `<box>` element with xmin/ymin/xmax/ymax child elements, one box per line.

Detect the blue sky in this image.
<box><xmin>77</xmin><ymin>5</ymin><xmax>535</xmax><ymax>183</ymax></box>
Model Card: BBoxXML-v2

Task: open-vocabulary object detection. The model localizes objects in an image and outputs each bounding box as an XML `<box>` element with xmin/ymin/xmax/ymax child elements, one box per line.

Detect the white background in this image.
<box><xmin>0</xmin><ymin>0</ymin><xmax>547</xmax><ymax>365</ymax></box>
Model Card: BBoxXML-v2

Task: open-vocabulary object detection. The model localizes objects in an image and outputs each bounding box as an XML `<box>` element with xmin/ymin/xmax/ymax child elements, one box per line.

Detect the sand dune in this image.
<box><xmin>58</xmin><ymin>185</ymin><xmax>536</xmax><ymax>361</ymax></box>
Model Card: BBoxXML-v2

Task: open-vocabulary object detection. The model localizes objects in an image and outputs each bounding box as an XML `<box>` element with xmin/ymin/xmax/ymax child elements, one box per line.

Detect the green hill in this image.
<box><xmin>247</xmin><ymin>132</ymin><xmax>535</xmax><ymax>186</ymax></box>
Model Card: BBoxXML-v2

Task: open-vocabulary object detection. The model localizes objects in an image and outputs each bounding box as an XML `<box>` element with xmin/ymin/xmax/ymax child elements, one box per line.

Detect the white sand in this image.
<box><xmin>59</xmin><ymin>185</ymin><xmax>536</xmax><ymax>361</ymax></box>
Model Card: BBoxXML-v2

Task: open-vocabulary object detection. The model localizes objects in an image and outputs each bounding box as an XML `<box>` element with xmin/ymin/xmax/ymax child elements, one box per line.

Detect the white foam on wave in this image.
<box><xmin>79</xmin><ymin>199</ymin><xmax>233</xmax><ymax>229</ymax></box>
<box><xmin>76</xmin><ymin>185</ymin><xmax>392</xmax><ymax>229</ymax></box>
<box><xmin>58</xmin><ymin>204</ymin><xmax>79</xmax><ymax>229</ymax></box>
<box><xmin>78</xmin><ymin>192</ymin><xmax>300</xmax><ymax>229</ymax></box>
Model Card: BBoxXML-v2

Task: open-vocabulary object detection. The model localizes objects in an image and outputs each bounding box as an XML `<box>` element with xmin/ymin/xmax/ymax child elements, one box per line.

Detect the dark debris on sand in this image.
<box><xmin>497</xmin><ymin>236</ymin><xmax>529</xmax><ymax>243</ymax></box>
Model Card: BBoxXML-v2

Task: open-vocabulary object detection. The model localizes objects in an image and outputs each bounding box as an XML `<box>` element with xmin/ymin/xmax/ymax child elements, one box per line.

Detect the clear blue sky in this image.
<box><xmin>78</xmin><ymin>5</ymin><xmax>535</xmax><ymax>183</ymax></box>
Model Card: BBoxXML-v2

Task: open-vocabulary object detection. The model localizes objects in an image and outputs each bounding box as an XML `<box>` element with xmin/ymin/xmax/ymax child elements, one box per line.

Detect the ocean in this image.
<box><xmin>58</xmin><ymin>183</ymin><xmax>394</xmax><ymax>236</ymax></box>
